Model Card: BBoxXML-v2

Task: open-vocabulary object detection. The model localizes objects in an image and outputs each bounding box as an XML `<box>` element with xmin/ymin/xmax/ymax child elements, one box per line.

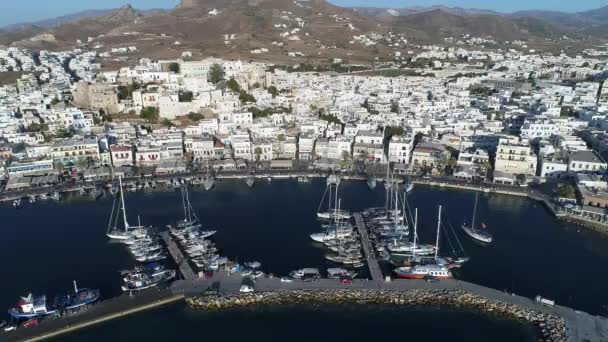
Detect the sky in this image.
<box><xmin>1</xmin><ymin>0</ymin><xmax>606</xmax><ymax>27</ymax></box>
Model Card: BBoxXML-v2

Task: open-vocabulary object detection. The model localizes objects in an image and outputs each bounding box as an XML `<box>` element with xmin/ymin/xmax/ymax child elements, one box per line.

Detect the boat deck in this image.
<box><xmin>160</xmin><ymin>231</ymin><xmax>196</xmax><ymax>281</ymax></box>
<box><xmin>354</xmin><ymin>213</ymin><xmax>383</xmax><ymax>282</ymax></box>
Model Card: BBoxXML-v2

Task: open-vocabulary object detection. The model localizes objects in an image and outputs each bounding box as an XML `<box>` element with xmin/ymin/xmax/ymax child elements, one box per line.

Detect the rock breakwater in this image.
<box><xmin>187</xmin><ymin>289</ymin><xmax>566</xmax><ymax>342</ymax></box>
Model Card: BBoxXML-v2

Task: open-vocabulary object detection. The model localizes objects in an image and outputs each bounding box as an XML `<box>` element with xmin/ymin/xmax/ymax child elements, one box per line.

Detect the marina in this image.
<box><xmin>2</xmin><ymin>179</ymin><xmax>608</xmax><ymax>341</ymax></box>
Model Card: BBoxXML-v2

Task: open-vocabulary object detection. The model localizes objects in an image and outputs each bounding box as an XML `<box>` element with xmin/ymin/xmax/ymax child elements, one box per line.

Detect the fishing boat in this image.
<box><xmin>462</xmin><ymin>193</ymin><xmax>493</xmax><ymax>244</ymax></box>
<box><xmin>246</xmin><ymin>175</ymin><xmax>255</xmax><ymax>187</ymax></box>
<box><xmin>203</xmin><ymin>175</ymin><xmax>215</xmax><ymax>191</ymax></box>
<box><xmin>121</xmin><ymin>270</ymin><xmax>176</xmax><ymax>292</ymax></box>
<box><xmin>8</xmin><ymin>294</ymin><xmax>58</xmax><ymax>319</ymax></box>
<box><xmin>393</xmin><ymin>264</ymin><xmax>453</xmax><ymax>279</ymax></box>
<box><xmin>57</xmin><ymin>281</ymin><xmax>100</xmax><ymax>311</ymax></box>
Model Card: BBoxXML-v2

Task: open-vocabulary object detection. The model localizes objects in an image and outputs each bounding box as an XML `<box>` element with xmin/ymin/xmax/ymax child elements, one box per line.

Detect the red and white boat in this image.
<box><xmin>393</xmin><ymin>264</ymin><xmax>453</xmax><ymax>280</ymax></box>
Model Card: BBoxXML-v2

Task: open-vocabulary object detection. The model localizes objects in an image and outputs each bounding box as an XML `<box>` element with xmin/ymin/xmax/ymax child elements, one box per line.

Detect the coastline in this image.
<box><xmin>3</xmin><ymin>171</ymin><xmax>605</xmax><ymax>236</ymax></box>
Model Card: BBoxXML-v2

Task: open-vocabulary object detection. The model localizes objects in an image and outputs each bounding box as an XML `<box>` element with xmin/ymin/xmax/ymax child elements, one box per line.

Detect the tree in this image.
<box><xmin>558</xmin><ymin>184</ymin><xmax>576</xmax><ymax>199</ymax></box>
<box><xmin>383</xmin><ymin>126</ymin><xmax>405</xmax><ymax>141</ymax></box>
<box><xmin>55</xmin><ymin>128</ymin><xmax>74</xmax><ymax>139</ymax></box>
<box><xmin>208</xmin><ymin>63</ymin><xmax>225</xmax><ymax>83</ymax></box>
<box><xmin>161</xmin><ymin>119</ymin><xmax>175</xmax><ymax>127</ymax></box>
<box><xmin>179</xmin><ymin>91</ymin><xmax>194</xmax><ymax>102</ymax></box>
<box><xmin>358</xmin><ymin>149</ymin><xmax>369</xmax><ymax>161</ymax></box>
<box><xmin>141</xmin><ymin>107</ymin><xmax>160</xmax><ymax>123</ymax></box>
<box><xmin>341</xmin><ymin>150</ymin><xmax>351</xmax><ymax>161</ymax></box>
<box><xmin>239</xmin><ymin>91</ymin><xmax>256</xmax><ymax>103</ymax></box>
<box><xmin>390</xmin><ymin>100</ymin><xmax>399</xmax><ymax>113</ymax></box>
<box><xmin>227</xmin><ymin>78</ymin><xmax>241</xmax><ymax>93</ymax></box>
<box><xmin>277</xmin><ymin>134</ymin><xmax>286</xmax><ymax>142</ymax></box>
<box><xmin>267</xmin><ymin>85</ymin><xmax>278</xmax><ymax>98</ymax></box>
<box><xmin>168</xmin><ymin>62</ymin><xmax>180</xmax><ymax>73</ymax></box>
<box><xmin>254</xmin><ymin>147</ymin><xmax>263</xmax><ymax>161</ymax></box>
<box><xmin>252</xmin><ymin>82</ymin><xmax>261</xmax><ymax>88</ymax></box>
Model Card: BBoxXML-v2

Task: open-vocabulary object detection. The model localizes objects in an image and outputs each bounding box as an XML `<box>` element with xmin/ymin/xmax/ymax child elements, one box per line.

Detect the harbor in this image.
<box><xmin>2</xmin><ymin>179</ymin><xmax>608</xmax><ymax>341</ymax></box>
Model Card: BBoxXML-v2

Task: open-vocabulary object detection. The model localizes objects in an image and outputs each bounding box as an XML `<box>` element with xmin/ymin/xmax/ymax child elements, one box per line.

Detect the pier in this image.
<box><xmin>353</xmin><ymin>213</ymin><xmax>383</xmax><ymax>282</ymax></box>
<box><xmin>6</xmin><ymin>289</ymin><xmax>183</xmax><ymax>342</ymax></box>
<box><xmin>160</xmin><ymin>231</ymin><xmax>196</xmax><ymax>280</ymax></box>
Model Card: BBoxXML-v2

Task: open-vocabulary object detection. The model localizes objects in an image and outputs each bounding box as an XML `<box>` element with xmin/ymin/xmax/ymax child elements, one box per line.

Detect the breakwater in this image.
<box><xmin>186</xmin><ymin>289</ymin><xmax>565</xmax><ymax>342</ymax></box>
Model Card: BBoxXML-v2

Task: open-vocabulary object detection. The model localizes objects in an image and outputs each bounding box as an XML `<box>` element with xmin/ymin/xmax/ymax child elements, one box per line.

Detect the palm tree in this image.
<box><xmin>254</xmin><ymin>147</ymin><xmax>263</xmax><ymax>161</ymax></box>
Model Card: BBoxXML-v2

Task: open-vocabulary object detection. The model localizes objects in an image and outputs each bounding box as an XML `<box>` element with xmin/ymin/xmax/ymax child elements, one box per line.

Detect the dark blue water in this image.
<box><xmin>1</xmin><ymin>179</ymin><xmax>608</xmax><ymax>340</ymax></box>
<box><xmin>54</xmin><ymin>303</ymin><xmax>538</xmax><ymax>342</ymax></box>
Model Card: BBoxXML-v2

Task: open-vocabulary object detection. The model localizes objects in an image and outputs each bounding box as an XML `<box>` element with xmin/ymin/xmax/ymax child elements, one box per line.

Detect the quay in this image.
<box><xmin>8</xmin><ymin>272</ymin><xmax>607</xmax><ymax>342</ymax></box>
<box><xmin>160</xmin><ymin>231</ymin><xmax>196</xmax><ymax>280</ymax></box>
<box><xmin>353</xmin><ymin>213</ymin><xmax>383</xmax><ymax>282</ymax></box>
<box><xmin>5</xmin><ymin>289</ymin><xmax>183</xmax><ymax>342</ymax></box>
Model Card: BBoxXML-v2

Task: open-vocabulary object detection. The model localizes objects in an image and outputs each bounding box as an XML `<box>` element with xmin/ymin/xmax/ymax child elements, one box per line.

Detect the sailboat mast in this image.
<box><xmin>73</xmin><ymin>280</ymin><xmax>78</xmax><ymax>294</ymax></box>
<box><xmin>413</xmin><ymin>208</ymin><xmax>418</xmax><ymax>259</ymax></box>
<box><xmin>118</xmin><ymin>176</ymin><xmax>129</xmax><ymax>231</ymax></box>
<box><xmin>181</xmin><ymin>187</ymin><xmax>188</xmax><ymax>222</ymax></box>
<box><xmin>385</xmin><ymin>164</ymin><xmax>390</xmax><ymax>210</ymax></box>
<box><xmin>472</xmin><ymin>194</ymin><xmax>478</xmax><ymax>229</ymax></box>
<box><xmin>435</xmin><ymin>205</ymin><xmax>442</xmax><ymax>260</ymax></box>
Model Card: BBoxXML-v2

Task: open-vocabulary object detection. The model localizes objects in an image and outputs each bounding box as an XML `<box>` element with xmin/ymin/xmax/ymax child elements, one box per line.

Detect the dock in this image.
<box><xmin>353</xmin><ymin>213</ymin><xmax>383</xmax><ymax>282</ymax></box>
<box><xmin>160</xmin><ymin>231</ymin><xmax>196</xmax><ymax>280</ymax></box>
<box><xmin>7</xmin><ymin>289</ymin><xmax>183</xmax><ymax>342</ymax></box>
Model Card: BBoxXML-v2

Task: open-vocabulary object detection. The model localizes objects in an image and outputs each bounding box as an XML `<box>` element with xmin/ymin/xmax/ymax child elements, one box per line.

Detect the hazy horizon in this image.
<box><xmin>1</xmin><ymin>0</ymin><xmax>606</xmax><ymax>28</ymax></box>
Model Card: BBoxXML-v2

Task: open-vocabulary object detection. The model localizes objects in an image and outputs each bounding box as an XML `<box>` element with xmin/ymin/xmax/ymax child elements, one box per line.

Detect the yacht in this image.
<box><xmin>462</xmin><ymin>193</ymin><xmax>493</xmax><ymax>244</ymax></box>
<box><xmin>106</xmin><ymin>177</ymin><xmax>136</xmax><ymax>242</ymax></box>
<box><xmin>393</xmin><ymin>264</ymin><xmax>453</xmax><ymax>280</ymax></box>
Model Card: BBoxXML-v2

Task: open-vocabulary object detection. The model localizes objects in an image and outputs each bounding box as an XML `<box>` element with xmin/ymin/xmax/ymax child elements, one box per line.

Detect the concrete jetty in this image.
<box><xmin>160</xmin><ymin>231</ymin><xmax>196</xmax><ymax>280</ymax></box>
<box><xmin>5</xmin><ymin>289</ymin><xmax>183</xmax><ymax>342</ymax></box>
<box><xmin>353</xmin><ymin>213</ymin><xmax>383</xmax><ymax>282</ymax></box>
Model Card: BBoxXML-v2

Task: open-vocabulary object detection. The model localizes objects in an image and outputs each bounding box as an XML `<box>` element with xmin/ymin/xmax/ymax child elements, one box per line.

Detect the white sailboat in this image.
<box><xmin>106</xmin><ymin>177</ymin><xmax>134</xmax><ymax>243</ymax></box>
<box><xmin>177</xmin><ymin>186</ymin><xmax>202</xmax><ymax>230</ymax></box>
<box><xmin>462</xmin><ymin>193</ymin><xmax>493</xmax><ymax>244</ymax></box>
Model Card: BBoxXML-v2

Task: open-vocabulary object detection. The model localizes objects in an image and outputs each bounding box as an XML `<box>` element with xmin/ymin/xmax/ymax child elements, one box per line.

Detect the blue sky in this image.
<box><xmin>1</xmin><ymin>0</ymin><xmax>606</xmax><ymax>27</ymax></box>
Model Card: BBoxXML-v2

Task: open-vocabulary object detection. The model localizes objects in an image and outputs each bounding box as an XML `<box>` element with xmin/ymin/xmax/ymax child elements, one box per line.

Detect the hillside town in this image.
<box><xmin>2</xmin><ymin>42</ymin><xmax>608</xmax><ymax>224</ymax></box>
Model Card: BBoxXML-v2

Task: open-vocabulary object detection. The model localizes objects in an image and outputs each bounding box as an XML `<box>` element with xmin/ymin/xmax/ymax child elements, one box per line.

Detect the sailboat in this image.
<box><xmin>317</xmin><ymin>175</ymin><xmax>351</xmax><ymax>220</ymax></box>
<box><xmin>462</xmin><ymin>193</ymin><xmax>493</xmax><ymax>244</ymax></box>
<box><xmin>106</xmin><ymin>177</ymin><xmax>135</xmax><ymax>243</ymax></box>
<box><xmin>393</xmin><ymin>206</ymin><xmax>453</xmax><ymax>280</ymax></box>
<box><xmin>177</xmin><ymin>186</ymin><xmax>202</xmax><ymax>230</ymax></box>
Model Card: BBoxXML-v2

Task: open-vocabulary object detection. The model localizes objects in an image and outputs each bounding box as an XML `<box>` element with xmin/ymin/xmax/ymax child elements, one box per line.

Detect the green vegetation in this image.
<box><xmin>558</xmin><ymin>184</ymin><xmax>576</xmax><ymax>199</ymax></box>
<box><xmin>239</xmin><ymin>91</ymin><xmax>256</xmax><ymax>103</ymax></box>
<box><xmin>51</xmin><ymin>97</ymin><xmax>61</xmax><ymax>105</ymax></box>
<box><xmin>140</xmin><ymin>106</ymin><xmax>160</xmax><ymax>123</ymax></box>
<box><xmin>179</xmin><ymin>91</ymin><xmax>194</xmax><ymax>102</ymax></box>
<box><xmin>117</xmin><ymin>82</ymin><xmax>141</xmax><ymax>100</ymax></box>
<box><xmin>390</xmin><ymin>100</ymin><xmax>399</xmax><ymax>113</ymax></box>
<box><xmin>254</xmin><ymin>147</ymin><xmax>263</xmax><ymax>160</ymax></box>
<box><xmin>208</xmin><ymin>63</ymin><xmax>225</xmax><ymax>84</ymax></box>
<box><xmin>187</xmin><ymin>112</ymin><xmax>204</xmax><ymax>122</ymax></box>
<box><xmin>25</xmin><ymin>122</ymin><xmax>48</xmax><ymax>133</ymax></box>
<box><xmin>560</xmin><ymin>106</ymin><xmax>576</xmax><ymax>118</ymax></box>
<box><xmin>319</xmin><ymin>113</ymin><xmax>343</xmax><ymax>125</ymax></box>
<box><xmin>248</xmin><ymin>106</ymin><xmax>292</xmax><ymax>119</ymax></box>
<box><xmin>161</xmin><ymin>119</ymin><xmax>175</xmax><ymax>127</ymax></box>
<box><xmin>169</xmin><ymin>63</ymin><xmax>180</xmax><ymax>74</ymax></box>
<box><xmin>267</xmin><ymin>86</ymin><xmax>278</xmax><ymax>98</ymax></box>
<box><xmin>227</xmin><ymin>78</ymin><xmax>241</xmax><ymax>93</ymax></box>
<box><xmin>55</xmin><ymin>128</ymin><xmax>75</xmax><ymax>139</ymax></box>
<box><xmin>469</xmin><ymin>85</ymin><xmax>496</xmax><ymax>97</ymax></box>
<box><xmin>383</xmin><ymin>126</ymin><xmax>405</xmax><ymax>141</ymax></box>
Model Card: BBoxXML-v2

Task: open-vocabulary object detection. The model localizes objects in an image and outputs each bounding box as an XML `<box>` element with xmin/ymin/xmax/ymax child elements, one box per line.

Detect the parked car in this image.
<box><xmin>340</xmin><ymin>276</ymin><xmax>353</xmax><ymax>284</ymax></box>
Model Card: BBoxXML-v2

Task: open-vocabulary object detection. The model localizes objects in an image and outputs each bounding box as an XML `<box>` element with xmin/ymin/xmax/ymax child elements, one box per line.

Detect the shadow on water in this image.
<box><xmin>54</xmin><ymin>302</ymin><xmax>538</xmax><ymax>342</ymax></box>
